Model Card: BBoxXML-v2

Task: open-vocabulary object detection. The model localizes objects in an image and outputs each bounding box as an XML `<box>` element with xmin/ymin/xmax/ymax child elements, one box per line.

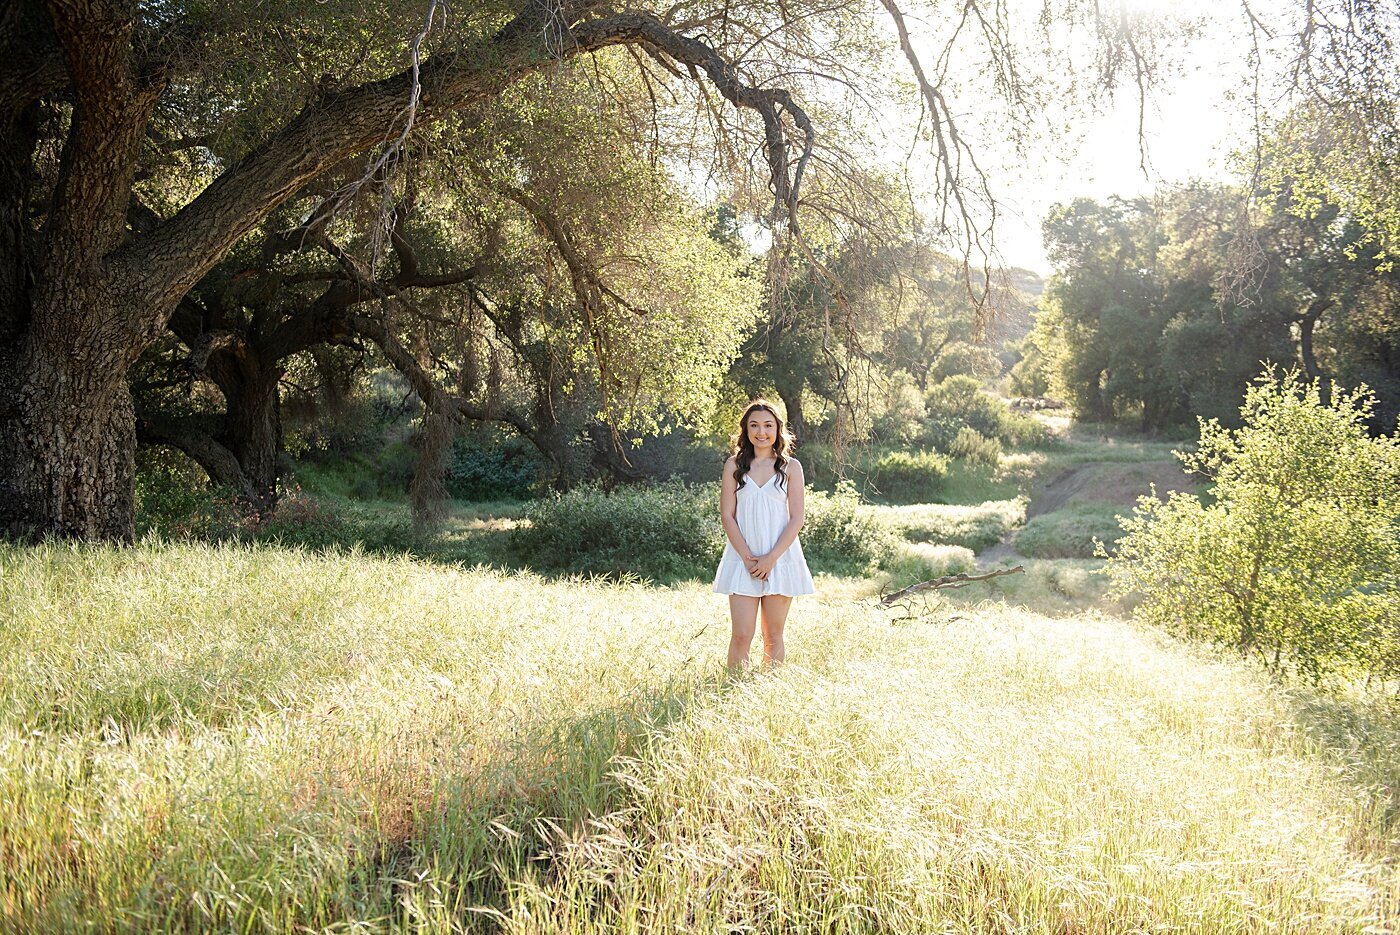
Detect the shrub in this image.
<box><xmin>921</xmin><ymin>375</ymin><xmax>1051</xmax><ymax>450</ymax></box>
<box><xmin>293</xmin><ymin>447</ymin><xmax>415</xmax><ymax>500</ymax></box>
<box><xmin>880</xmin><ymin>542</ymin><xmax>977</xmax><ymax>587</ymax></box>
<box><xmin>513</xmin><ymin>483</ymin><xmax>724</xmax><ymax>582</ymax></box>
<box><xmin>997</xmin><ymin>410</ymin><xmax>1052</xmax><ymax>447</ymax></box>
<box><xmin>871</xmin><ymin>375</ymin><xmax>927</xmax><ymax>445</ymax></box>
<box><xmin>253</xmin><ymin>490</ymin><xmax>417</xmax><ymax>553</ymax></box>
<box><xmin>134</xmin><ymin>448</ymin><xmax>242</xmax><ymax>539</ymax></box>
<box><xmin>447</xmin><ymin>437</ymin><xmax>542</xmax><ymax>501</ymax></box>
<box><xmin>801</xmin><ymin>482</ymin><xmax>901</xmax><ymax>573</ymax></box>
<box><xmin>948</xmin><ymin>427</ymin><xmax>1003</xmax><ymax>467</ymax></box>
<box><xmin>880</xmin><ymin>499</ymin><xmax>1025</xmax><ymax>552</ymax></box>
<box><xmin>1009</xmin><ymin>340</ymin><xmax>1050</xmax><ymax>398</ymax></box>
<box><xmin>922</xmin><ymin>376</ymin><xmax>1008</xmax><ymax>443</ymax></box>
<box><xmin>1105</xmin><ymin>371</ymin><xmax>1400</xmax><ymax>683</ymax></box>
<box><xmin>1015</xmin><ymin>506</ymin><xmax>1127</xmax><ymax>559</ymax></box>
<box><xmin>866</xmin><ymin>450</ymin><xmax>950</xmax><ymax>504</ymax></box>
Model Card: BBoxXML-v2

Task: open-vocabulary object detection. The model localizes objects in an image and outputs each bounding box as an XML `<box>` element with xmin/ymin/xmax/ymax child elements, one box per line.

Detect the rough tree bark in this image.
<box><xmin>0</xmin><ymin>0</ymin><xmax>161</xmax><ymax>539</ymax></box>
<box><xmin>138</xmin><ymin>318</ymin><xmax>299</xmax><ymax>515</ymax></box>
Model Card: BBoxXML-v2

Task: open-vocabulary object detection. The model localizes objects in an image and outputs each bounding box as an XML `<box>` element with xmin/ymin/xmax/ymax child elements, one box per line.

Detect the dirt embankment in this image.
<box><xmin>1026</xmin><ymin>460</ymin><xmax>1201</xmax><ymax>518</ymax></box>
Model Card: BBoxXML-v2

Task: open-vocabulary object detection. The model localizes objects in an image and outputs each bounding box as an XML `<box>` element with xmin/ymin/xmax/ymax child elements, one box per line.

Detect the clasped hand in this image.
<box><xmin>745</xmin><ymin>552</ymin><xmax>776</xmax><ymax>580</ymax></box>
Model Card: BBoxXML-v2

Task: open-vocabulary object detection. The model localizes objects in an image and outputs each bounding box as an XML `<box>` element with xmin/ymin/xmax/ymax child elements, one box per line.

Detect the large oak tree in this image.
<box><xmin>0</xmin><ymin>0</ymin><xmax>823</xmax><ymax>538</ymax></box>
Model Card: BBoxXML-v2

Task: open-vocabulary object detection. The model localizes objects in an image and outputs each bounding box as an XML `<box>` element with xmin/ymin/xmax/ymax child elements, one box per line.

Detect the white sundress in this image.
<box><xmin>712</xmin><ymin>465</ymin><xmax>816</xmax><ymax>597</ymax></box>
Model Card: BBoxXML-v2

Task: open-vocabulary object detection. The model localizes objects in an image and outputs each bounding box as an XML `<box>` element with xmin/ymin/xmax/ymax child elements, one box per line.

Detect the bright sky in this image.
<box><xmin>915</xmin><ymin>0</ymin><xmax>1293</xmax><ymax>275</ymax></box>
<box><xmin>989</xmin><ymin>65</ymin><xmax>1251</xmax><ymax>274</ymax></box>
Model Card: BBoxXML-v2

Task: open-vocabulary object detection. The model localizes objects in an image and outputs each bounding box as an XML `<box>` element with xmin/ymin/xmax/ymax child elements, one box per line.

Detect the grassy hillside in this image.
<box><xmin>2</xmin><ymin>541</ymin><xmax>1398</xmax><ymax>932</ymax></box>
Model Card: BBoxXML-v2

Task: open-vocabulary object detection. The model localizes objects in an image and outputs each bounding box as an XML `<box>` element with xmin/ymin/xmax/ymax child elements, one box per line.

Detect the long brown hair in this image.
<box><xmin>730</xmin><ymin>399</ymin><xmax>796</xmax><ymax>490</ymax></box>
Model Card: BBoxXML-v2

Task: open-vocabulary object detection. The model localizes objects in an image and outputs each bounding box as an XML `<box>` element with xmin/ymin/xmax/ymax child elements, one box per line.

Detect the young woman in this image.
<box><xmin>712</xmin><ymin>400</ymin><xmax>815</xmax><ymax>668</ymax></box>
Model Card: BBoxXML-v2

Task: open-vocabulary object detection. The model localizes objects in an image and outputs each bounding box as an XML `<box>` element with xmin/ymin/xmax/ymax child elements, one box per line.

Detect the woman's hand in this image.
<box><xmin>743</xmin><ymin>553</ymin><xmax>761</xmax><ymax>576</ymax></box>
<box><xmin>750</xmin><ymin>553</ymin><xmax>777</xmax><ymax>580</ymax></box>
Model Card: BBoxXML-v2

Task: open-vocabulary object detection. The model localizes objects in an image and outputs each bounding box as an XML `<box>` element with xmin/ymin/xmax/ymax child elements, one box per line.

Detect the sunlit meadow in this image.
<box><xmin>2</xmin><ymin>539</ymin><xmax>1398</xmax><ymax>932</ymax></box>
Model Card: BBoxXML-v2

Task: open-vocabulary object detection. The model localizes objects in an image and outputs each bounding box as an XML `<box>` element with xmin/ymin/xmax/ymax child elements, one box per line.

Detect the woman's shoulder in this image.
<box><xmin>785</xmin><ymin>455</ymin><xmax>804</xmax><ymax>470</ymax></box>
<box><xmin>723</xmin><ymin>455</ymin><xmax>738</xmax><ymax>469</ymax></box>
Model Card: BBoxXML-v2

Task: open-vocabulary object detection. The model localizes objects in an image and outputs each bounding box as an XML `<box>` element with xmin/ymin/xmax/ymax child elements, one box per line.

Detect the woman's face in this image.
<box><xmin>746</xmin><ymin>410</ymin><xmax>778</xmax><ymax>450</ymax></box>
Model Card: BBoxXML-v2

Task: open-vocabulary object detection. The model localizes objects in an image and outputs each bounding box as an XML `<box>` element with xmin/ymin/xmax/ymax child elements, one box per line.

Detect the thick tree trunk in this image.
<box><xmin>0</xmin><ymin>2</ymin><xmax>158</xmax><ymax>539</ymax></box>
<box><xmin>222</xmin><ymin>373</ymin><xmax>282</xmax><ymax>513</ymax></box>
<box><xmin>138</xmin><ymin>391</ymin><xmax>281</xmax><ymax>515</ymax></box>
<box><xmin>1298</xmin><ymin>298</ymin><xmax>1335</xmax><ymax>407</ymax></box>
<box><xmin>777</xmin><ymin>383</ymin><xmax>806</xmax><ymax>442</ymax></box>
<box><xmin>203</xmin><ymin>342</ymin><xmax>285</xmax><ymax>514</ymax></box>
<box><xmin>0</xmin><ymin>330</ymin><xmax>136</xmax><ymax>539</ymax></box>
<box><xmin>139</xmin><ymin>365</ymin><xmax>284</xmax><ymax>516</ymax></box>
<box><xmin>137</xmin><ymin>411</ymin><xmax>258</xmax><ymax>508</ymax></box>
<box><xmin>0</xmin><ymin>103</ymin><xmax>38</xmax><ymax>344</ymax></box>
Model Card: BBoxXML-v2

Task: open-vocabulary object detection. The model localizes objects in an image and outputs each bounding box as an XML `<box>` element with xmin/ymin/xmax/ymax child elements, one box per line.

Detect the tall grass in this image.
<box><xmin>1</xmin><ymin>540</ymin><xmax>1398</xmax><ymax>931</ymax></box>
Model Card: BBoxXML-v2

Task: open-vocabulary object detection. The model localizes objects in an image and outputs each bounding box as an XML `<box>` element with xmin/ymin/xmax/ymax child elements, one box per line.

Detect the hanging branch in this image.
<box><xmin>323</xmin><ymin>0</ymin><xmax>444</xmax><ymax>219</ymax></box>
<box><xmin>878</xmin><ymin>0</ymin><xmax>996</xmax><ymax>311</ymax></box>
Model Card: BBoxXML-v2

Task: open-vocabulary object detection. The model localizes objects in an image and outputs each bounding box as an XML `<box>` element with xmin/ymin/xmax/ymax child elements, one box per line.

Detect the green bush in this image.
<box><xmin>801</xmin><ymin>482</ymin><xmax>901</xmax><ymax>573</ymax></box>
<box><xmin>1015</xmin><ymin>506</ymin><xmax>1127</xmax><ymax>559</ymax></box>
<box><xmin>998</xmin><ymin>410</ymin><xmax>1052</xmax><ymax>447</ymax></box>
<box><xmin>1105</xmin><ymin>371</ymin><xmax>1400</xmax><ymax>683</ymax></box>
<box><xmin>252</xmin><ymin>492</ymin><xmax>417</xmax><ymax>553</ymax></box>
<box><xmin>513</xmin><ymin>483</ymin><xmax>724</xmax><ymax>582</ymax></box>
<box><xmin>922</xmin><ymin>376</ymin><xmax>1008</xmax><ymax>445</ymax></box>
<box><xmin>447</xmin><ymin>437</ymin><xmax>542</xmax><ymax>501</ymax></box>
<box><xmin>879</xmin><ymin>499</ymin><xmax>1025</xmax><ymax>552</ymax></box>
<box><xmin>134</xmin><ymin>448</ymin><xmax>242</xmax><ymax>539</ymax></box>
<box><xmin>872</xmin><ymin>375</ymin><xmax>927</xmax><ymax>445</ymax></box>
<box><xmin>866</xmin><ymin>449</ymin><xmax>950</xmax><ymax>504</ymax></box>
<box><xmin>879</xmin><ymin>542</ymin><xmax>976</xmax><ymax>589</ymax></box>
<box><xmin>921</xmin><ymin>375</ymin><xmax>1051</xmax><ymax>450</ymax></box>
<box><xmin>135</xmin><ymin>449</ymin><xmax>424</xmax><ymax>552</ymax></box>
<box><xmin>293</xmin><ymin>446</ymin><xmax>415</xmax><ymax>500</ymax></box>
<box><xmin>948</xmin><ymin>427</ymin><xmax>1003</xmax><ymax>467</ymax></box>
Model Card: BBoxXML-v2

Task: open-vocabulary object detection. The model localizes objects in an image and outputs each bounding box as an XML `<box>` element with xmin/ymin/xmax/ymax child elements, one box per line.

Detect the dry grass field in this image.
<box><xmin>3</xmin><ymin>540</ymin><xmax>1398</xmax><ymax>932</ymax></box>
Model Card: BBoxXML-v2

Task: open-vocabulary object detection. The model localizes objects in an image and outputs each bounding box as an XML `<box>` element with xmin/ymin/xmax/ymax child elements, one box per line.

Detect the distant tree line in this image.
<box><xmin>1016</xmin><ymin>175</ymin><xmax>1400</xmax><ymax>433</ymax></box>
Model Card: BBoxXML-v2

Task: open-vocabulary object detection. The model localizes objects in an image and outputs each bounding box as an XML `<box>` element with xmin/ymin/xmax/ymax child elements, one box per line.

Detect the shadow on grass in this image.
<box><xmin>375</xmin><ymin>665</ymin><xmax>755</xmax><ymax>924</ymax></box>
<box><xmin>253</xmin><ymin>506</ymin><xmax>870</xmax><ymax>589</ymax></box>
<box><xmin>1280</xmin><ymin>686</ymin><xmax>1400</xmax><ymax>840</ymax></box>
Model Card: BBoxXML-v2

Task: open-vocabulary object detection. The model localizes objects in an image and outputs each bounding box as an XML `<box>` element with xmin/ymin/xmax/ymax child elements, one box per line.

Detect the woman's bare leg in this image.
<box><xmin>759</xmin><ymin>595</ymin><xmax>793</xmax><ymax>666</ymax></box>
<box><xmin>727</xmin><ymin>595</ymin><xmax>760</xmax><ymax>669</ymax></box>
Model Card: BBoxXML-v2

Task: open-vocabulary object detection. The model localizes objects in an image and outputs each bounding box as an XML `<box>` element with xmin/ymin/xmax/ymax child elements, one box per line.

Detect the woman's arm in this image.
<box><xmin>719</xmin><ymin>458</ymin><xmax>760</xmax><ymax>572</ymax></box>
<box><xmin>750</xmin><ymin>459</ymin><xmax>806</xmax><ymax>579</ymax></box>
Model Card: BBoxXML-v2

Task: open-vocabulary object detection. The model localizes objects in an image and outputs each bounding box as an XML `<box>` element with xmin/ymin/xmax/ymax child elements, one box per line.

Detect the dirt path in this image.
<box><xmin>977</xmin><ymin>459</ymin><xmax>1201</xmax><ymax>567</ymax></box>
<box><xmin>1025</xmin><ymin>460</ymin><xmax>1198</xmax><ymax>518</ymax></box>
